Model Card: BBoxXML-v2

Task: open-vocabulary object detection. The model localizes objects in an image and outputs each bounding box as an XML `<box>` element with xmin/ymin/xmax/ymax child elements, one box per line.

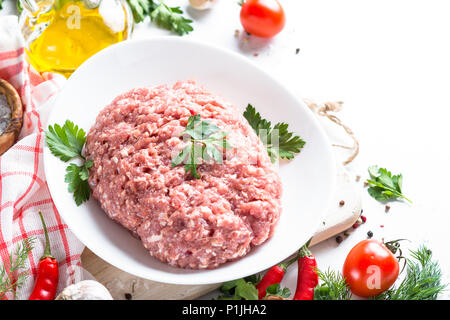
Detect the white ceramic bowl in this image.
<box><xmin>44</xmin><ymin>37</ymin><xmax>336</xmax><ymax>285</ymax></box>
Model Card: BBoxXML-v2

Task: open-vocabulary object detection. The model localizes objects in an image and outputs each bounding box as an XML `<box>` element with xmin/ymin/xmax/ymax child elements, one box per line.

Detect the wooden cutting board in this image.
<box><xmin>81</xmin><ymin>164</ymin><xmax>361</xmax><ymax>300</ymax></box>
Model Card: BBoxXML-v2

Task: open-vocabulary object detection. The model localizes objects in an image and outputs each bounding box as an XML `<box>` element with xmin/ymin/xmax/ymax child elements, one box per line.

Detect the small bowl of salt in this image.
<box><xmin>0</xmin><ymin>79</ymin><xmax>23</xmax><ymax>155</ymax></box>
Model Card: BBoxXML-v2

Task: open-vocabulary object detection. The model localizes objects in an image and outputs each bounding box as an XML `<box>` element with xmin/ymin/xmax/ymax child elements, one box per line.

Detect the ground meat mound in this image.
<box><xmin>85</xmin><ymin>80</ymin><xmax>282</xmax><ymax>269</ymax></box>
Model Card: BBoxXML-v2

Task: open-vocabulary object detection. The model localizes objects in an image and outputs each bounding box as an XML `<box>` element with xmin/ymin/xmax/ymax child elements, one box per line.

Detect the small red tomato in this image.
<box><xmin>343</xmin><ymin>239</ymin><xmax>399</xmax><ymax>298</ymax></box>
<box><xmin>240</xmin><ymin>0</ymin><xmax>286</xmax><ymax>38</ymax></box>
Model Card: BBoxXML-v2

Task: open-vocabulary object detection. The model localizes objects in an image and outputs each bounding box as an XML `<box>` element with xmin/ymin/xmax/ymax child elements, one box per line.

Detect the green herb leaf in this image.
<box><xmin>46</xmin><ymin>121</ymin><xmax>93</xmax><ymax>206</ymax></box>
<box><xmin>172</xmin><ymin>115</ymin><xmax>230</xmax><ymax>179</ymax></box>
<box><xmin>0</xmin><ymin>237</ymin><xmax>35</xmax><ymax>299</ymax></box>
<box><xmin>45</xmin><ymin>120</ymin><xmax>86</xmax><ymax>162</ymax></box>
<box><xmin>150</xmin><ymin>2</ymin><xmax>193</xmax><ymax>36</ymax></box>
<box><xmin>218</xmin><ymin>278</ymin><xmax>259</xmax><ymax>300</ymax></box>
<box><xmin>79</xmin><ymin>160</ymin><xmax>93</xmax><ymax>181</ymax></box>
<box><xmin>235</xmin><ymin>280</ymin><xmax>259</xmax><ymax>300</ymax></box>
<box><xmin>313</xmin><ymin>268</ymin><xmax>352</xmax><ymax>300</ymax></box>
<box><xmin>65</xmin><ymin>163</ymin><xmax>92</xmax><ymax>206</ymax></box>
<box><xmin>125</xmin><ymin>0</ymin><xmax>193</xmax><ymax>35</ymax></box>
<box><xmin>244</xmin><ymin>274</ymin><xmax>262</xmax><ymax>285</ymax></box>
<box><xmin>366</xmin><ymin>165</ymin><xmax>411</xmax><ymax>203</ymax></box>
<box><xmin>243</xmin><ymin>104</ymin><xmax>306</xmax><ymax>163</ymax></box>
<box><xmin>266</xmin><ymin>283</ymin><xmax>291</xmax><ymax>299</ymax></box>
<box><xmin>126</xmin><ymin>0</ymin><xmax>151</xmax><ymax>23</ymax></box>
<box><xmin>16</xmin><ymin>0</ymin><xmax>23</xmax><ymax>14</ymax></box>
<box><xmin>373</xmin><ymin>246</ymin><xmax>447</xmax><ymax>300</ymax></box>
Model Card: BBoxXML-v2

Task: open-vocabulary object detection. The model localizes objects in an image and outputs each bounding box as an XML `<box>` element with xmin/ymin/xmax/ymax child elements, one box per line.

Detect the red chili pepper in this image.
<box><xmin>293</xmin><ymin>241</ymin><xmax>318</xmax><ymax>300</ymax></box>
<box><xmin>29</xmin><ymin>211</ymin><xmax>59</xmax><ymax>300</ymax></box>
<box><xmin>256</xmin><ymin>265</ymin><xmax>285</xmax><ymax>299</ymax></box>
<box><xmin>255</xmin><ymin>252</ymin><xmax>298</xmax><ymax>300</ymax></box>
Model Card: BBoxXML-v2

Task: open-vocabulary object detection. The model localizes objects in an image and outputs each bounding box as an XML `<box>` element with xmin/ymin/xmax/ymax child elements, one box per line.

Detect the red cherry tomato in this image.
<box><xmin>343</xmin><ymin>239</ymin><xmax>399</xmax><ymax>298</ymax></box>
<box><xmin>240</xmin><ymin>0</ymin><xmax>286</xmax><ymax>38</ymax></box>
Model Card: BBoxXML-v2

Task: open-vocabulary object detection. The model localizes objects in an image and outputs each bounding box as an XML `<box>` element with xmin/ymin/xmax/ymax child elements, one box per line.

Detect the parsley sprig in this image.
<box><xmin>265</xmin><ymin>283</ymin><xmax>291</xmax><ymax>299</ymax></box>
<box><xmin>218</xmin><ymin>274</ymin><xmax>290</xmax><ymax>300</ymax></box>
<box><xmin>366</xmin><ymin>165</ymin><xmax>411</xmax><ymax>203</ymax></box>
<box><xmin>243</xmin><ymin>104</ymin><xmax>306</xmax><ymax>163</ymax></box>
<box><xmin>127</xmin><ymin>0</ymin><xmax>151</xmax><ymax>23</ymax></box>
<box><xmin>218</xmin><ymin>275</ymin><xmax>260</xmax><ymax>300</ymax></box>
<box><xmin>45</xmin><ymin>120</ymin><xmax>92</xmax><ymax>206</ymax></box>
<box><xmin>126</xmin><ymin>0</ymin><xmax>193</xmax><ymax>35</ymax></box>
<box><xmin>150</xmin><ymin>2</ymin><xmax>194</xmax><ymax>36</ymax></box>
<box><xmin>0</xmin><ymin>237</ymin><xmax>35</xmax><ymax>299</ymax></box>
<box><xmin>172</xmin><ymin>114</ymin><xmax>231</xmax><ymax>179</ymax></box>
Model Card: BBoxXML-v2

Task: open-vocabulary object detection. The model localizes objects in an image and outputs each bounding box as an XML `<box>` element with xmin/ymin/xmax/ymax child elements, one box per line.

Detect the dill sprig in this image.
<box><xmin>373</xmin><ymin>245</ymin><xmax>446</xmax><ymax>300</ymax></box>
<box><xmin>313</xmin><ymin>268</ymin><xmax>352</xmax><ymax>300</ymax></box>
<box><xmin>0</xmin><ymin>237</ymin><xmax>35</xmax><ymax>299</ymax></box>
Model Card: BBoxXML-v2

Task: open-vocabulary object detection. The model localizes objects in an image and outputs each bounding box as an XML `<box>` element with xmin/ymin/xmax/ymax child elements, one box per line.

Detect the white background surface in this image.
<box><xmin>2</xmin><ymin>0</ymin><xmax>450</xmax><ymax>298</ymax></box>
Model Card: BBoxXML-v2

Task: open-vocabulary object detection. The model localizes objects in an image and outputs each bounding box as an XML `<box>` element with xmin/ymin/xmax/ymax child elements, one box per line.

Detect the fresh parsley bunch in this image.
<box><xmin>127</xmin><ymin>0</ymin><xmax>193</xmax><ymax>35</ymax></box>
<box><xmin>243</xmin><ymin>104</ymin><xmax>306</xmax><ymax>163</ymax></box>
<box><xmin>172</xmin><ymin>114</ymin><xmax>231</xmax><ymax>179</ymax></box>
<box><xmin>366</xmin><ymin>165</ymin><xmax>411</xmax><ymax>203</ymax></box>
<box><xmin>45</xmin><ymin>120</ymin><xmax>92</xmax><ymax>206</ymax></box>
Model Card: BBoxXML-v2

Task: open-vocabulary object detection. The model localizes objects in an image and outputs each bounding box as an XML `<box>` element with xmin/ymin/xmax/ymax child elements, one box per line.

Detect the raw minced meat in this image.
<box><xmin>85</xmin><ymin>80</ymin><xmax>282</xmax><ymax>269</ymax></box>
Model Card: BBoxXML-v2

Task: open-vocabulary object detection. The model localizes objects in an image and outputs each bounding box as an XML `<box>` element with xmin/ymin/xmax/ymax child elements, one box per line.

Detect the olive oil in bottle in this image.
<box><xmin>20</xmin><ymin>0</ymin><xmax>133</xmax><ymax>78</ymax></box>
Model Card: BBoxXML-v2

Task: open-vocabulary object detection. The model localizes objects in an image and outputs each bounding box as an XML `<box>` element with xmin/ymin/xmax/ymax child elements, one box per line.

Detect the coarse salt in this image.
<box><xmin>0</xmin><ymin>94</ymin><xmax>12</xmax><ymax>135</ymax></box>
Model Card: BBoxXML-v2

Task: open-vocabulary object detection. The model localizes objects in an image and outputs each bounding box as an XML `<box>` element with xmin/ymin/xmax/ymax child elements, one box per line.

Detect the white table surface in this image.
<box><xmin>2</xmin><ymin>0</ymin><xmax>450</xmax><ymax>299</ymax></box>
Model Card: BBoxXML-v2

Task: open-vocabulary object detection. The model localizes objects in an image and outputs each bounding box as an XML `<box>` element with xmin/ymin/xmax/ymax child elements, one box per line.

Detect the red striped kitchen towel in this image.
<box><xmin>0</xmin><ymin>15</ymin><xmax>87</xmax><ymax>300</ymax></box>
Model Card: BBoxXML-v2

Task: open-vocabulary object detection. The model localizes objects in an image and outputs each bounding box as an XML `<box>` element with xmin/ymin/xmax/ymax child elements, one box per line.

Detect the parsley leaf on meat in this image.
<box><xmin>172</xmin><ymin>114</ymin><xmax>231</xmax><ymax>179</ymax></box>
<box><xmin>45</xmin><ymin>121</ymin><xmax>92</xmax><ymax>206</ymax></box>
<box><xmin>243</xmin><ymin>104</ymin><xmax>305</xmax><ymax>163</ymax></box>
<box><xmin>366</xmin><ymin>165</ymin><xmax>412</xmax><ymax>203</ymax></box>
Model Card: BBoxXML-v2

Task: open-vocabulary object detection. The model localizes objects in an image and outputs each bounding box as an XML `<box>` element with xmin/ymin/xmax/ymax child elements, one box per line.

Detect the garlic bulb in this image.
<box><xmin>55</xmin><ymin>280</ymin><xmax>113</xmax><ymax>300</ymax></box>
<box><xmin>189</xmin><ymin>0</ymin><xmax>216</xmax><ymax>10</ymax></box>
